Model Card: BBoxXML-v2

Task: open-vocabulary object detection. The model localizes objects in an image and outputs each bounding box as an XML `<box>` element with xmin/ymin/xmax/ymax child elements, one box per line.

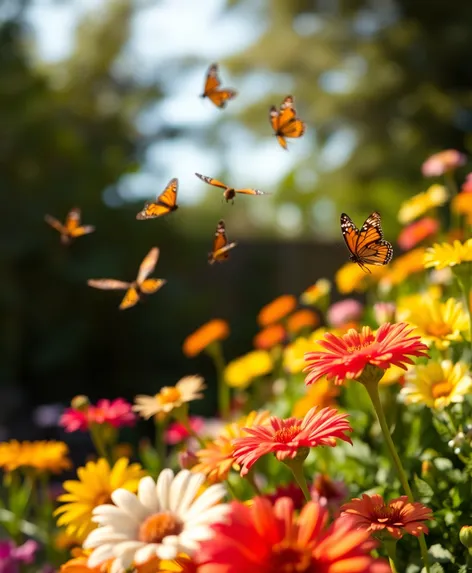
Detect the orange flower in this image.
<box><xmin>257</xmin><ymin>295</ymin><xmax>296</xmax><ymax>327</ymax></box>
<box><xmin>292</xmin><ymin>379</ymin><xmax>340</xmax><ymax>417</ymax></box>
<box><xmin>452</xmin><ymin>183</ymin><xmax>472</xmax><ymax>224</ymax></box>
<box><xmin>253</xmin><ymin>324</ymin><xmax>286</xmax><ymax>349</ymax></box>
<box><xmin>183</xmin><ymin>319</ymin><xmax>229</xmax><ymax>357</ymax></box>
<box><xmin>342</xmin><ymin>493</ymin><xmax>433</xmax><ymax>540</ymax></box>
<box><xmin>397</xmin><ymin>217</ymin><xmax>439</xmax><ymax>251</ymax></box>
<box><xmin>286</xmin><ymin>309</ymin><xmax>319</xmax><ymax>334</ymax></box>
<box><xmin>196</xmin><ymin>497</ymin><xmax>391</xmax><ymax>573</ymax></box>
<box><xmin>300</xmin><ymin>279</ymin><xmax>331</xmax><ymax>306</ymax></box>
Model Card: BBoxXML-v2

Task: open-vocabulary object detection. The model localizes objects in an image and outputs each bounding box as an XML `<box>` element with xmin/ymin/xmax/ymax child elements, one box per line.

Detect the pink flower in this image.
<box><xmin>165</xmin><ymin>416</ymin><xmax>205</xmax><ymax>445</ymax></box>
<box><xmin>398</xmin><ymin>217</ymin><xmax>439</xmax><ymax>251</ymax></box>
<box><xmin>373</xmin><ymin>302</ymin><xmax>396</xmax><ymax>325</ymax></box>
<box><xmin>312</xmin><ymin>473</ymin><xmax>348</xmax><ymax>513</ymax></box>
<box><xmin>0</xmin><ymin>539</ymin><xmax>38</xmax><ymax>573</ymax></box>
<box><xmin>196</xmin><ymin>497</ymin><xmax>391</xmax><ymax>573</ymax></box>
<box><xmin>462</xmin><ymin>173</ymin><xmax>472</xmax><ymax>193</ymax></box>
<box><xmin>422</xmin><ymin>149</ymin><xmax>466</xmax><ymax>177</ymax></box>
<box><xmin>59</xmin><ymin>398</ymin><xmax>136</xmax><ymax>432</ymax></box>
<box><xmin>232</xmin><ymin>406</ymin><xmax>352</xmax><ymax>476</ymax></box>
<box><xmin>304</xmin><ymin>323</ymin><xmax>429</xmax><ymax>386</ymax></box>
<box><xmin>327</xmin><ymin>299</ymin><xmax>363</xmax><ymax>328</ymax></box>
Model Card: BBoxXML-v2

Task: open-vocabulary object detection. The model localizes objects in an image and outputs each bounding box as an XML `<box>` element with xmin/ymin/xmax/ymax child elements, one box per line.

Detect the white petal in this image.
<box><xmin>184</xmin><ymin>484</ymin><xmax>227</xmax><ymax>521</ymax></box>
<box><xmin>186</xmin><ymin>504</ymin><xmax>229</xmax><ymax>529</ymax></box>
<box><xmin>111</xmin><ymin>544</ymin><xmax>140</xmax><ymax>573</ymax></box>
<box><xmin>110</xmin><ymin>559</ymin><xmax>124</xmax><ymax>573</ymax></box>
<box><xmin>92</xmin><ymin>505</ymin><xmax>131</xmax><ymax>521</ymax></box>
<box><xmin>182</xmin><ymin>525</ymin><xmax>214</xmax><ymax>542</ymax></box>
<box><xmin>134</xmin><ymin>543</ymin><xmax>160</xmax><ymax>564</ymax></box>
<box><xmin>174</xmin><ymin>472</ymin><xmax>205</xmax><ymax>515</ymax></box>
<box><xmin>156</xmin><ymin>469</ymin><xmax>174</xmax><ymax>511</ymax></box>
<box><xmin>88</xmin><ymin>544</ymin><xmax>114</xmax><ymax>568</ymax></box>
<box><xmin>111</xmin><ymin>540</ymin><xmax>145</xmax><ymax>556</ymax></box>
<box><xmin>112</xmin><ymin>489</ymin><xmax>150</xmax><ymax>522</ymax></box>
<box><xmin>84</xmin><ymin>529</ymin><xmax>128</xmax><ymax>547</ymax></box>
<box><xmin>176</xmin><ymin>537</ymin><xmax>199</xmax><ymax>555</ymax></box>
<box><xmin>156</xmin><ymin>544</ymin><xmax>178</xmax><ymax>560</ymax></box>
<box><xmin>169</xmin><ymin>470</ymin><xmax>192</xmax><ymax>513</ymax></box>
<box><xmin>138</xmin><ymin>476</ymin><xmax>160</xmax><ymax>513</ymax></box>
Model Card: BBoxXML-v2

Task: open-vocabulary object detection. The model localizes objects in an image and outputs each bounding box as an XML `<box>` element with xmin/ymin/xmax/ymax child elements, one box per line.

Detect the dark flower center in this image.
<box><xmin>268</xmin><ymin>541</ymin><xmax>313</xmax><ymax>572</ymax></box>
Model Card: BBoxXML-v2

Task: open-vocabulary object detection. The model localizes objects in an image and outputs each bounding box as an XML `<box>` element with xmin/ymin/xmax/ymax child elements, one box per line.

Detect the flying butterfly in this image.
<box><xmin>44</xmin><ymin>207</ymin><xmax>95</xmax><ymax>245</ymax></box>
<box><xmin>200</xmin><ymin>63</ymin><xmax>237</xmax><ymax>109</ymax></box>
<box><xmin>136</xmin><ymin>178</ymin><xmax>179</xmax><ymax>220</ymax></box>
<box><xmin>195</xmin><ymin>173</ymin><xmax>267</xmax><ymax>204</ymax></box>
<box><xmin>208</xmin><ymin>220</ymin><xmax>237</xmax><ymax>265</ymax></box>
<box><xmin>270</xmin><ymin>95</ymin><xmax>306</xmax><ymax>150</ymax></box>
<box><xmin>87</xmin><ymin>247</ymin><xmax>166</xmax><ymax>310</ymax></box>
<box><xmin>340</xmin><ymin>212</ymin><xmax>393</xmax><ymax>273</ymax></box>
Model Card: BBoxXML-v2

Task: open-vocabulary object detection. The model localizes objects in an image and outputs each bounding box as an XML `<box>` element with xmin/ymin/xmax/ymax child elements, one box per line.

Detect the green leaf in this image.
<box><xmin>428</xmin><ymin>544</ymin><xmax>453</xmax><ymax>563</ymax></box>
<box><xmin>413</xmin><ymin>475</ymin><xmax>434</xmax><ymax>502</ymax></box>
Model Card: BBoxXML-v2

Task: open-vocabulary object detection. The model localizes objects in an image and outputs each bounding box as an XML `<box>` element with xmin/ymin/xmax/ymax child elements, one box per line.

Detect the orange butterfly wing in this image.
<box><xmin>208</xmin><ymin>220</ymin><xmax>237</xmax><ymax>264</ymax></box>
<box><xmin>270</xmin><ymin>95</ymin><xmax>305</xmax><ymax>149</ymax></box>
<box><xmin>195</xmin><ymin>173</ymin><xmax>228</xmax><ymax>190</ymax></box>
<box><xmin>203</xmin><ymin>64</ymin><xmax>221</xmax><ymax>95</ymax></box>
<box><xmin>87</xmin><ymin>279</ymin><xmax>131</xmax><ymax>290</ymax></box>
<box><xmin>119</xmin><ymin>287</ymin><xmax>140</xmax><ymax>310</ymax></box>
<box><xmin>65</xmin><ymin>208</ymin><xmax>81</xmax><ymax>233</ymax></box>
<box><xmin>45</xmin><ymin>214</ymin><xmax>66</xmax><ymax>235</ymax></box>
<box><xmin>207</xmin><ymin>89</ymin><xmax>237</xmax><ymax>109</ymax></box>
<box><xmin>70</xmin><ymin>225</ymin><xmax>95</xmax><ymax>238</ymax></box>
<box><xmin>136</xmin><ymin>179</ymin><xmax>178</xmax><ymax>220</ymax></box>
<box><xmin>137</xmin><ymin>247</ymin><xmax>159</xmax><ymax>284</ymax></box>
<box><xmin>202</xmin><ymin>64</ymin><xmax>237</xmax><ymax>108</ymax></box>
<box><xmin>140</xmin><ymin>278</ymin><xmax>166</xmax><ymax>294</ymax></box>
<box><xmin>235</xmin><ymin>188</ymin><xmax>267</xmax><ymax>196</ymax></box>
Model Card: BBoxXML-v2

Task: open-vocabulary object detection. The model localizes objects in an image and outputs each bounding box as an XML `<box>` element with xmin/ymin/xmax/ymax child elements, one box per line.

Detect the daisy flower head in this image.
<box><xmin>232</xmin><ymin>406</ymin><xmax>352</xmax><ymax>476</ymax></box>
<box><xmin>84</xmin><ymin>469</ymin><xmax>228</xmax><ymax>571</ymax></box>
<box><xmin>192</xmin><ymin>411</ymin><xmax>270</xmax><ymax>483</ymax></box>
<box><xmin>342</xmin><ymin>493</ymin><xmax>433</xmax><ymax>540</ymax></box>
<box><xmin>304</xmin><ymin>323</ymin><xmax>429</xmax><ymax>387</ymax></box>
<box><xmin>183</xmin><ymin>319</ymin><xmax>229</xmax><ymax>358</ymax></box>
<box><xmin>421</xmin><ymin>149</ymin><xmax>466</xmax><ymax>177</ymax></box>
<box><xmin>397</xmin><ymin>297</ymin><xmax>469</xmax><ymax>349</ymax></box>
<box><xmin>0</xmin><ymin>440</ymin><xmax>71</xmax><ymax>474</ymax></box>
<box><xmin>300</xmin><ymin>278</ymin><xmax>331</xmax><ymax>307</ymax></box>
<box><xmin>0</xmin><ymin>539</ymin><xmax>38</xmax><ymax>570</ymax></box>
<box><xmin>60</xmin><ymin>398</ymin><xmax>136</xmax><ymax>433</ymax></box>
<box><xmin>401</xmin><ymin>360</ymin><xmax>472</xmax><ymax>410</ymax></box>
<box><xmin>257</xmin><ymin>294</ymin><xmax>297</xmax><ymax>327</ymax></box>
<box><xmin>424</xmin><ymin>239</ymin><xmax>472</xmax><ymax>270</ymax></box>
<box><xmin>133</xmin><ymin>376</ymin><xmax>206</xmax><ymax>420</ymax></box>
<box><xmin>197</xmin><ymin>497</ymin><xmax>390</xmax><ymax>573</ymax></box>
<box><xmin>224</xmin><ymin>351</ymin><xmax>272</xmax><ymax>390</ymax></box>
<box><xmin>398</xmin><ymin>184</ymin><xmax>448</xmax><ymax>225</ymax></box>
<box><xmin>398</xmin><ymin>217</ymin><xmax>439</xmax><ymax>251</ymax></box>
<box><xmin>55</xmin><ymin>457</ymin><xmax>145</xmax><ymax>542</ymax></box>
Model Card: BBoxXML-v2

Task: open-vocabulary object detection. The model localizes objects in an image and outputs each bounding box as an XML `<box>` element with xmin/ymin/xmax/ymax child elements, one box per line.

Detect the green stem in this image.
<box><xmin>154</xmin><ymin>417</ymin><xmax>168</xmax><ymax>472</ymax></box>
<box><xmin>245</xmin><ymin>471</ymin><xmax>263</xmax><ymax>496</ymax></box>
<box><xmin>225</xmin><ymin>479</ymin><xmax>238</xmax><ymax>500</ymax></box>
<box><xmin>363</xmin><ymin>380</ymin><xmax>430</xmax><ymax>573</ymax></box>
<box><xmin>384</xmin><ymin>538</ymin><xmax>399</xmax><ymax>573</ymax></box>
<box><xmin>89</xmin><ymin>424</ymin><xmax>110</xmax><ymax>462</ymax></box>
<box><xmin>207</xmin><ymin>342</ymin><xmax>230</xmax><ymax>420</ymax></box>
<box><xmin>455</xmin><ymin>270</ymin><xmax>472</xmax><ymax>352</ymax></box>
<box><xmin>286</xmin><ymin>459</ymin><xmax>311</xmax><ymax>502</ymax></box>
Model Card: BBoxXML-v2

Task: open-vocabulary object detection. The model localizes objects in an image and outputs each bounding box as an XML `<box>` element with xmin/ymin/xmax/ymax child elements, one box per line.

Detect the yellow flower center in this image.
<box><xmin>156</xmin><ymin>387</ymin><xmax>181</xmax><ymax>405</ymax></box>
<box><xmin>432</xmin><ymin>381</ymin><xmax>453</xmax><ymax>399</ymax></box>
<box><xmin>138</xmin><ymin>511</ymin><xmax>183</xmax><ymax>544</ymax></box>
<box><xmin>95</xmin><ymin>492</ymin><xmax>112</xmax><ymax>506</ymax></box>
<box><xmin>426</xmin><ymin>322</ymin><xmax>452</xmax><ymax>337</ymax></box>
<box><xmin>268</xmin><ymin>540</ymin><xmax>312</xmax><ymax>572</ymax></box>
<box><xmin>274</xmin><ymin>425</ymin><xmax>301</xmax><ymax>443</ymax></box>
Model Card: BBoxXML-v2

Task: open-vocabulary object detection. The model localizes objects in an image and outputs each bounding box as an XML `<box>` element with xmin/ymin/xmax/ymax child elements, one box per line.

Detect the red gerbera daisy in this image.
<box><xmin>196</xmin><ymin>497</ymin><xmax>391</xmax><ymax>573</ymax></box>
<box><xmin>341</xmin><ymin>493</ymin><xmax>433</xmax><ymax>540</ymax></box>
<box><xmin>304</xmin><ymin>322</ymin><xmax>429</xmax><ymax>386</ymax></box>
<box><xmin>232</xmin><ymin>406</ymin><xmax>352</xmax><ymax>476</ymax></box>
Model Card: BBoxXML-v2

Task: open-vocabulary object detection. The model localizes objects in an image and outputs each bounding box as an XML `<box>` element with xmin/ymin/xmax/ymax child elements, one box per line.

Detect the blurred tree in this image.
<box><xmin>223</xmin><ymin>0</ymin><xmax>472</xmax><ymax>237</ymax></box>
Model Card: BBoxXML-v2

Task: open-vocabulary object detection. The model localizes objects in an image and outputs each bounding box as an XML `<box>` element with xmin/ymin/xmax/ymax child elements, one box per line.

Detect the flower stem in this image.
<box><xmin>455</xmin><ymin>270</ymin><xmax>472</xmax><ymax>352</ymax></box>
<box><xmin>89</xmin><ymin>424</ymin><xmax>110</xmax><ymax>462</ymax></box>
<box><xmin>207</xmin><ymin>342</ymin><xmax>230</xmax><ymax>420</ymax></box>
<box><xmin>245</xmin><ymin>471</ymin><xmax>263</xmax><ymax>496</ymax></box>
<box><xmin>384</xmin><ymin>538</ymin><xmax>399</xmax><ymax>573</ymax></box>
<box><xmin>154</xmin><ymin>417</ymin><xmax>167</xmax><ymax>472</ymax></box>
<box><xmin>363</xmin><ymin>380</ymin><xmax>430</xmax><ymax>573</ymax></box>
<box><xmin>286</xmin><ymin>459</ymin><xmax>311</xmax><ymax>502</ymax></box>
<box><xmin>180</xmin><ymin>417</ymin><xmax>206</xmax><ymax>449</ymax></box>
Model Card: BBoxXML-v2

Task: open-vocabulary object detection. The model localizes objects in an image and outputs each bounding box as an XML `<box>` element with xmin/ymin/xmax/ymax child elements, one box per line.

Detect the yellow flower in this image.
<box><xmin>182</xmin><ymin>319</ymin><xmax>229</xmax><ymax>357</ymax></box>
<box><xmin>224</xmin><ymin>350</ymin><xmax>273</xmax><ymax>389</ymax></box>
<box><xmin>379</xmin><ymin>363</ymin><xmax>412</xmax><ymax>386</ymax></box>
<box><xmin>286</xmin><ymin>309</ymin><xmax>319</xmax><ymax>334</ymax></box>
<box><xmin>253</xmin><ymin>324</ymin><xmax>286</xmax><ymax>349</ymax></box>
<box><xmin>257</xmin><ymin>295</ymin><xmax>297</xmax><ymax>327</ymax></box>
<box><xmin>55</xmin><ymin>457</ymin><xmax>144</xmax><ymax>542</ymax></box>
<box><xmin>401</xmin><ymin>360</ymin><xmax>472</xmax><ymax>409</ymax></box>
<box><xmin>397</xmin><ymin>297</ymin><xmax>469</xmax><ymax>349</ymax></box>
<box><xmin>335</xmin><ymin>262</ymin><xmax>386</xmax><ymax>294</ymax></box>
<box><xmin>300</xmin><ymin>279</ymin><xmax>331</xmax><ymax>305</ymax></box>
<box><xmin>292</xmin><ymin>379</ymin><xmax>340</xmax><ymax>417</ymax></box>
<box><xmin>424</xmin><ymin>239</ymin><xmax>472</xmax><ymax>270</ymax></box>
<box><xmin>0</xmin><ymin>440</ymin><xmax>71</xmax><ymax>474</ymax></box>
<box><xmin>283</xmin><ymin>336</ymin><xmax>313</xmax><ymax>374</ymax></box>
<box><xmin>192</xmin><ymin>411</ymin><xmax>270</xmax><ymax>483</ymax></box>
<box><xmin>379</xmin><ymin>247</ymin><xmax>426</xmax><ymax>289</ymax></box>
<box><xmin>133</xmin><ymin>376</ymin><xmax>206</xmax><ymax>419</ymax></box>
<box><xmin>398</xmin><ymin>184</ymin><xmax>448</xmax><ymax>225</ymax></box>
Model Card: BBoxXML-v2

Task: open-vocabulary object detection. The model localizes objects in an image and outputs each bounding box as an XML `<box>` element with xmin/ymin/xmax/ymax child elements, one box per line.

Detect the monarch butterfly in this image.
<box><xmin>340</xmin><ymin>212</ymin><xmax>393</xmax><ymax>273</ymax></box>
<box><xmin>200</xmin><ymin>63</ymin><xmax>237</xmax><ymax>109</ymax></box>
<box><xmin>270</xmin><ymin>95</ymin><xmax>306</xmax><ymax>150</ymax></box>
<box><xmin>195</xmin><ymin>173</ymin><xmax>267</xmax><ymax>204</ymax></box>
<box><xmin>45</xmin><ymin>207</ymin><xmax>95</xmax><ymax>245</ymax></box>
<box><xmin>87</xmin><ymin>247</ymin><xmax>166</xmax><ymax>310</ymax></box>
<box><xmin>208</xmin><ymin>220</ymin><xmax>237</xmax><ymax>264</ymax></box>
<box><xmin>136</xmin><ymin>178</ymin><xmax>179</xmax><ymax>220</ymax></box>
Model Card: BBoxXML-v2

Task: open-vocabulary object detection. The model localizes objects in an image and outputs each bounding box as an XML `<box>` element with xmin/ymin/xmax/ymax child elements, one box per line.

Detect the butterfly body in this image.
<box><xmin>270</xmin><ymin>95</ymin><xmax>306</xmax><ymax>149</ymax></box>
<box><xmin>87</xmin><ymin>247</ymin><xmax>166</xmax><ymax>310</ymax></box>
<box><xmin>208</xmin><ymin>220</ymin><xmax>237</xmax><ymax>264</ymax></box>
<box><xmin>340</xmin><ymin>212</ymin><xmax>393</xmax><ymax>273</ymax></box>
<box><xmin>195</xmin><ymin>173</ymin><xmax>266</xmax><ymax>204</ymax></box>
<box><xmin>136</xmin><ymin>178</ymin><xmax>179</xmax><ymax>220</ymax></box>
<box><xmin>201</xmin><ymin>63</ymin><xmax>237</xmax><ymax>109</ymax></box>
<box><xmin>45</xmin><ymin>207</ymin><xmax>95</xmax><ymax>245</ymax></box>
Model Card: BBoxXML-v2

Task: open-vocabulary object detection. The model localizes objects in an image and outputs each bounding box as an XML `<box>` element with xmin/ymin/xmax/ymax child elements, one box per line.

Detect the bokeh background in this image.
<box><xmin>2</xmin><ymin>0</ymin><xmax>472</xmax><ymax>437</ymax></box>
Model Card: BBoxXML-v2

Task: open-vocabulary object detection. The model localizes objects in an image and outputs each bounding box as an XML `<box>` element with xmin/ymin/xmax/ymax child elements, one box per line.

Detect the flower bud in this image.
<box><xmin>460</xmin><ymin>525</ymin><xmax>472</xmax><ymax>549</ymax></box>
<box><xmin>70</xmin><ymin>395</ymin><xmax>89</xmax><ymax>411</ymax></box>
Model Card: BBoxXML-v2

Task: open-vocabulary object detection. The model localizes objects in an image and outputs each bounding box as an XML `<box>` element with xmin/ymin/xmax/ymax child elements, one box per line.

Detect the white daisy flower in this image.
<box><xmin>83</xmin><ymin>468</ymin><xmax>227</xmax><ymax>573</ymax></box>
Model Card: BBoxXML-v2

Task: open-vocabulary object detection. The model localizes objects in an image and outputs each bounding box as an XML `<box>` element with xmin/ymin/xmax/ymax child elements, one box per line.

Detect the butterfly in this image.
<box><xmin>208</xmin><ymin>220</ymin><xmax>237</xmax><ymax>264</ymax></box>
<box><xmin>136</xmin><ymin>178</ymin><xmax>179</xmax><ymax>220</ymax></box>
<box><xmin>87</xmin><ymin>247</ymin><xmax>166</xmax><ymax>310</ymax></box>
<box><xmin>200</xmin><ymin>63</ymin><xmax>237</xmax><ymax>109</ymax></box>
<box><xmin>44</xmin><ymin>207</ymin><xmax>95</xmax><ymax>245</ymax></box>
<box><xmin>269</xmin><ymin>95</ymin><xmax>306</xmax><ymax>149</ymax></box>
<box><xmin>195</xmin><ymin>173</ymin><xmax>267</xmax><ymax>204</ymax></box>
<box><xmin>340</xmin><ymin>212</ymin><xmax>393</xmax><ymax>273</ymax></box>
